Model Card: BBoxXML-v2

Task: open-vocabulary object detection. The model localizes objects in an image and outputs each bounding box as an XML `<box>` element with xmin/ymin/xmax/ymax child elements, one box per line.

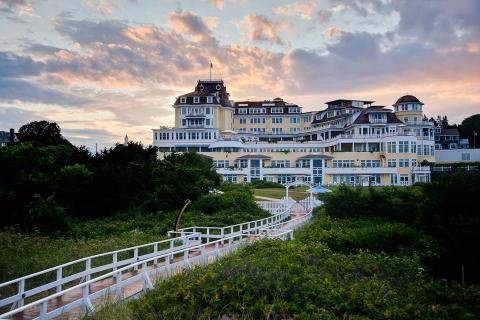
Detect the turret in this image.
<box><xmin>393</xmin><ymin>95</ymin><xmax>424</xmax><ymax>125</ymax></box>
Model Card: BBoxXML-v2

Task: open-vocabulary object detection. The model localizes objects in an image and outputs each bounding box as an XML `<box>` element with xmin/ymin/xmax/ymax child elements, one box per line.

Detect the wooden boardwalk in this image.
<box><xmin>8</xmin><ymin>204</ymin><xmax>308</xmax><ymax>320</ymax></box>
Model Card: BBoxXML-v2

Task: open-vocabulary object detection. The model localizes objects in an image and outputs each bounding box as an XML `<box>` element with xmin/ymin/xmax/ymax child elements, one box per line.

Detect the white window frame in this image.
<box><xmin>207</xmin><ymin>96</ymin><xmax>213</xmax><ymax>103</ymax></box>
<box><xmin>193</xmin><ymin>96</ymin><xmax>200</xmax><ymax>104</ymax></box>
<box><xmin>180</xmin><ymin>97</ymin><xmax>187</xmax><ymax>104</ymax></box>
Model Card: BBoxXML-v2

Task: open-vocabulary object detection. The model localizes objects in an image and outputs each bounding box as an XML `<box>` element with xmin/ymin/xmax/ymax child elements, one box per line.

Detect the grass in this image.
<box><xmin>87</xmin><ymin>208</ymin><xmax>480</xmax><ymax>320</ymax></box>
<box><xmin>253</xmin><ymin>186</ymin><xmax>309</xmax><ymax>201</ymax></box>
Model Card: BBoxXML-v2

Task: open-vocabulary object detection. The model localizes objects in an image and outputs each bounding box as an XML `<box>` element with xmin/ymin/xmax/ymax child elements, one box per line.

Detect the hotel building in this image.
<box><xmin>153</xmin><ymin>79</ymin><xmax>435</xmax><ymax>186</ymax></box>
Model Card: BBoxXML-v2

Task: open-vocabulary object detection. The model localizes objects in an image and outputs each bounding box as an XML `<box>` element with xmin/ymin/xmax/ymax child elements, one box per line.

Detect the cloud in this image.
<box><xmin>167</xmin><ymin>10</ymin><xmax>217</xmax><ymax>45</ymax></box>
<box><xmin>0</xmin><ymin>78</ymin><xmax>90</xmax><ymax>105</ymax></box>
<box><xmin>240</xmin><ymin>15</ymin><xmax>292</xmax><ymax>46</ymax></box>
<box><xmin>316</xmin><ymin>10</ymin><xmax>331</xmax><ymax>24</ymax></box>
<box><xmin>210</xmin><ymin>0</ymin><xmax>223</xmax><ymax>10</ymax></box>
<box><xmin>2</xmin><ymin>0</ymin><xmax>480</xmax><ymax>148</ymax></box>
<box><xmin>0</xmin><ymin>0</ymin><xmax>35</xmax><ymax>16</ymax></box>
<box><xmin>273</xmin><ymin>1</ymin><xmax>317</xmax><ymax>20</ymax></box>
<box><xmin>322</xmin><ymin>27</ymin><xmax>344</xmax><ymax>37</ymax></box>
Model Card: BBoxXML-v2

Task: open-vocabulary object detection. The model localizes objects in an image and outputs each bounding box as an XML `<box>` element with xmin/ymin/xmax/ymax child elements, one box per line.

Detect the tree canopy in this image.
<box><xmin>459</xmin><ymin>114</ymin><xmax>480</xmax><ymax>147</ymax></box>
<box><xmin>17</xmin><ymin>121</ymin><xmax>71</xmax><ymax>146</ymax></box>
<box><xmin>0</xmin><ymin>121</ymin><xmax>221</xmax><ymax>233</ymax></box>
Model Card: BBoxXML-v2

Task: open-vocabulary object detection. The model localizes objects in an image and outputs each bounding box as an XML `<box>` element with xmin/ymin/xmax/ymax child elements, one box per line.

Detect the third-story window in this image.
<box><xmin>410</xmin><ymin>142</ymin><xmax>416</xmax><ymax>153</ymax></box>
<box><xmin>399</xmin><ymin>141</ymin><xmax>409</xmax><ymax>153</ymax></box>
<box><xmin>207</xmin><ymin>96</ymin><xmax>213</xmax><ymax>103</ymax></box>
<box><xmin>271</xmin><ymin>160</ymin><xmax>290</xmax><ymax>168</ymax></box>
<box><xmin>399</xmin><ymin>159</ymin><xmax>410</xmax><ymax>167</ymax></box>
<box><xmin>193</xmin><ymin>96</ymin><xmax>200</xmax><ymax>103</ymax></box>
<box><xmin>272</xmin><ymin>117</ymin><xmax>283</xmax><ymax>124</ymax></box>
<box><xmin>387</xmin><ymin>141</ymin><xmax>396</xmax><ymax>153</ymax></box>
<box><xmin>180</xmin><ymin>97</ymin><xmax>186</xmax><ymax>103</ymax></box>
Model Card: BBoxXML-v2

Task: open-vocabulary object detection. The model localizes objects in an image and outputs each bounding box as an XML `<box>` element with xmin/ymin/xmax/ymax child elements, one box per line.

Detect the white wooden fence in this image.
<box><xmin>0</xmin><ymin>198</ymin><xmax>316</xmax><ymax>320</ymax></box>
<box><xmin>0</xmin><ymin>234</ymin><xmax>200</xmax><ymax>313</ymax></box>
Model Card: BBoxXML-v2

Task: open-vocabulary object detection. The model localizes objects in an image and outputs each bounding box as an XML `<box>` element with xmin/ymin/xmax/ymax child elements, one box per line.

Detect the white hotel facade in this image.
<box><xmin>153</xmin><ymin>79</ymin><xmax>435</xmax><ymax>186</ymax></box>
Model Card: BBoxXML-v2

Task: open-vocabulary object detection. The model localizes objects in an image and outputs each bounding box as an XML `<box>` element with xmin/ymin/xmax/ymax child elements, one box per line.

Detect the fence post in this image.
<box><xmin>133</xmin><ymin>248</ymin><xmax>138</xmax><ymax>270</ymax></box>
<box><xmin>113</xmin><ymin>252</ymin><xmax>118</xmax><ymax>271</ymax></box>
<box><xmin>85</xmin><ymin>258</ymin><xmax>91</xmax><ymax>282</ymax></box>
<box><xmin>18</xmin><ymin>279</ymin><xmax>25</xmax><ymax>307</ymax></box>
<box><xmin>56</xmin><ymin>267</ymin><xmax>62</xmax><ymax>293</ymax></box>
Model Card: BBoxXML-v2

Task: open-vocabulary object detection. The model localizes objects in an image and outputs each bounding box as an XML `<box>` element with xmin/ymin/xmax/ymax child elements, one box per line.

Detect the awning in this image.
<box><xmin>307</xmin><ymin>186</ymin><xmax>332</xmax><ymax>193</ymax></box>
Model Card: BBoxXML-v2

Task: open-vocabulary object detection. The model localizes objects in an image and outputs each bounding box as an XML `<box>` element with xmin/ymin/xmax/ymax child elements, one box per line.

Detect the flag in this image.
<box><xmin>210</xmin><ymin>61</ymin><xmax>213</xmax><ymax>69</ymax></box>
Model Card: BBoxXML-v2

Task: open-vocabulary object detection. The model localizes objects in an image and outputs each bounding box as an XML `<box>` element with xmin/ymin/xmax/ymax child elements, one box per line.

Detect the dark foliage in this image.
<box><xmin>0</xmin><ymin>122</ymin><xmax>221</xmax><ymax>234</ymax></box>
<box><xmin>17</xmin><ymin>121</ymin><xmax>71</xmax><ymax>146</ymax></box>
<box><xmin>459</xmin><ymin>114</ymin><xmax>480</xmax><ymax>147</ymax></box>
<box><xmin>320</xmin><ymin>173</ymin><xmax>480</xmax><ymax>283</ymax></box>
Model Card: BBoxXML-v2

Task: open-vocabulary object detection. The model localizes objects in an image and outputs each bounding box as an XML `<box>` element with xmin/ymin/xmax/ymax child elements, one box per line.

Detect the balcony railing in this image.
<box><xmin>412</xmin><ymin>166</ymin><xmax>431</xmax><ymax>172</ymax></box>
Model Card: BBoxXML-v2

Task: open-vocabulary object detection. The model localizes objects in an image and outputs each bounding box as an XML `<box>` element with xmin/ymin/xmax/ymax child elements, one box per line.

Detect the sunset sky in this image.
<box><xmin>1</xmin><ymin>0</ymin><xmax>479</xmax><ymax>149</ymax></box>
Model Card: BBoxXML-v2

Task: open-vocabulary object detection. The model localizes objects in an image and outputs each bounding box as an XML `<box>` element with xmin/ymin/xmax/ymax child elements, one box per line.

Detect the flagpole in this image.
<box><xmin>209</xmin><ymin>61</ymin><xmax>212</xmax><ymax>80</ymax></box>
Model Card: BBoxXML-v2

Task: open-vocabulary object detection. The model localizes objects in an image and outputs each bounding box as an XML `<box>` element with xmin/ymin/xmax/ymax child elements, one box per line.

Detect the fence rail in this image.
<box><xmin>0</xmin><ymin>198</ymin><xmax>315</xmax><ymax>320</ymax></box>
<box><xmin>0</xmin><ymin>234</ymin><xmax>201</xmax><ymax>313</ymax></box>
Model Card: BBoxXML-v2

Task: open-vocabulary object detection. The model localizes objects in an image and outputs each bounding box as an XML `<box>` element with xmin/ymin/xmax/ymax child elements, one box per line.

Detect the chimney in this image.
<box><xmin>9</xmin><ymin>128</ymin><xmax>14</xmax><ymax>144</ymax></box>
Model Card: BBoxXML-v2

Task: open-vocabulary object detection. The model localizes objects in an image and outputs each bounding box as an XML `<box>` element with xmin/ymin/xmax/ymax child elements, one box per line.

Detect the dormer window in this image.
<box><xmin>193</xmin><ymin>97</ymin><xmax>200</xmax><ymax>104</ymax></box>
<box><xmin>180</xmin><ymin>97</ymin><xmax>187</xmax><ymax>104</ymax></box>
<box><xmin>207</xmin><ymin>96</ymin><xmax>213</xmax><ymax>103</ymax></box>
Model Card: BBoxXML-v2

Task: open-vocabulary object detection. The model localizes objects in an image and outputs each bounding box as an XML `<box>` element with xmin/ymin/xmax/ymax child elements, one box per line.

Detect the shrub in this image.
<box><xmin>19</xmin><ymin>194</ymin><xmax>68</xmax><ymax>234</ymax></box>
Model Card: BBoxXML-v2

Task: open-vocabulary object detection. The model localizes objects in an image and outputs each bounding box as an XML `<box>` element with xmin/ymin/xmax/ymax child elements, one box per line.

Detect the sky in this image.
<box><xmin>0</xmin><ymin>0</ymin><xmax>479</xmax><ymax>149</ymax></box>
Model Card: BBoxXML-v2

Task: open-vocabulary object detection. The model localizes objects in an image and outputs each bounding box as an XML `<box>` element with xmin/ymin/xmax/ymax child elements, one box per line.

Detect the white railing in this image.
<box><xmin>299</xmin><ymin>198</ymin><xmax>323</xmax><ymax>212</ymax></box>
<box><xmin>259</xmin><ymin>204</ymin><xmax>319</xmax><ymax>240</ymax></box>
<box><xmin>0</xmin><ymin>197</ymin><xmax>315</xmax><ymax>320</ymax></box>
<box><xmin>169</xmin><ymin>199</ymin><xmax>295</xmax><ymax>241</ymax></box>
<box><xmin>255</xmin><ymin>197</ymin><xmax>295</xmax><ymax>214</ymax></box>
<box><xmin>0</xmin><ymin>234</ymin><xmax>201</xmax><ymax>312</ymax></box>
<box><xmin>0</xmin><ymin>233</ymin><xmax>253</xmax><ymax>320</ymax></box>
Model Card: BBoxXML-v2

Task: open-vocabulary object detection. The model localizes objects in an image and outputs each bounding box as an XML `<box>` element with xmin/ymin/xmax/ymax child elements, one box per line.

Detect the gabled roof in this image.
<box><xmin>352</xmin><ymin>108</ymin><xmax>402</xmax><ymax>125</ymax></box>
<box><xmin>440</xmin><ymin>128</ymin><xmax>460</xmax><ymax>136</ymax></box>
<box><xmin>311</xmin><ymin>113</ymin><xmax>349</xmax><ymax>125</ymax></box>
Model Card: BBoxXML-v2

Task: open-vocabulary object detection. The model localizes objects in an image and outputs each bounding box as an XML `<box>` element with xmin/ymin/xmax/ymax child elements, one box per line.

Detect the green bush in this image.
<box><xmin>119</xmin><ymin>241</ymin><xmax>479</xmax><ymax>320</ymax></box>
<box><xmin>19</xmin><ymin>194</ymin><xmax>68</xmax><ymax>234</ymax></box>
<box><xmin>296</xmin><ymin>210</ymin><xmax>438</xmax><ymax>257</ymax></box>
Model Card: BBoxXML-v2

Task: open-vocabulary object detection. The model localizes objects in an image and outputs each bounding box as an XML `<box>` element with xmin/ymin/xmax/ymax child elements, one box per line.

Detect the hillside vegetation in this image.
<box><xmin>90</xmin><ymin>172</ymin><xmax>480</xmax><ymax>320</ymax></box>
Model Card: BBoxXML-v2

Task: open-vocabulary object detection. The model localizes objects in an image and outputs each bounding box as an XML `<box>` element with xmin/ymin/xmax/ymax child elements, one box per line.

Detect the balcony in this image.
<box><xmin>262</xmin><ymin>167</ymin><xmax>311</xmax><ymax>175</ymax></box>
<box><xmin>324</xmin><ymin>166</ymin><xmax>397</xmax><ymax>175</ymax></box>
<box><xmin>185</xmin><ymin>113</ymin><xmax>205</xmax><ymax>117</ymax></box>
<box><xmin>412</xmin><ymin>166</ymin><xmax>431</xmax><ymax>173</ymax></box>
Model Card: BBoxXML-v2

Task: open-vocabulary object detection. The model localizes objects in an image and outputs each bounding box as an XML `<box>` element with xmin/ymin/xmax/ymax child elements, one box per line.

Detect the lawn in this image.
<box><xmin>253</xmin><ymin>186</ymin><xmax>309</xmax><ymax>201</ymax></box>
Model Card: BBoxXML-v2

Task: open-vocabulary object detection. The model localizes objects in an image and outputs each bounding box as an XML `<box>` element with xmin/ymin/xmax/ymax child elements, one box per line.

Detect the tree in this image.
<box><xmin>149</xmin><ymin>152</ymin><xmax>221</xmax><ymax>212</ymax></box>
<box><xmin>17</xmin><ymin>121</ymin><xmax>70</xmax><ymax>146</ymax></box>
<box><xmin>459</xmin><ymin>114</ymin><xmax>480</xmax><ymax>148</ymax></box>
<box><xmin>442</xmin><ymin>115</ymin><xmax>449</xmax><ymax>128</ymax></box>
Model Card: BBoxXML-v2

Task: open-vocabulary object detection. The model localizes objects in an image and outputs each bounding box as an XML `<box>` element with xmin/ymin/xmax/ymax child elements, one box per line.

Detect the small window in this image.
<box><xmin>193</xmin><ymin>97</ymin><xmax>200</xmax><ymax>103</ymax></box>
<box><xmin>216</xmin><ymin>84</ymin><xmax>221</xmax><ymax>90</ymax></box>
<box><xmin>207</xmin><ymin>96</ymin><xmax>213</xmax><ymax>103</ymax></box>
<box><xmin>180</xmin><ymin>97</ymin><xmax>187</xmax><ymax>103</ymax></box>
